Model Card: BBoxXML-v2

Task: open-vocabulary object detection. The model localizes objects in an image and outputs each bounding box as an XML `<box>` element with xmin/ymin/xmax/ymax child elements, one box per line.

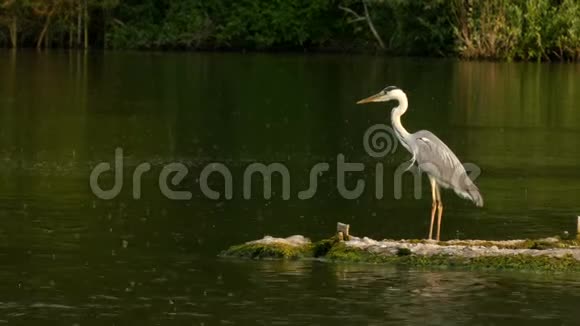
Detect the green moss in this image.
<box><xmin>221</xmin><ymin>237</ymin><xmax>344</xmax><ymax>259</ymax></box>
<box><xmin>325</xmin><ymin>243</ymin><xmax>392</xmax><ymax>263</ymax></box>
<box><xmin>311</xmin><ymin>237</ymin><xmax>339</xmax><ymax>257</ymax></box>
<box><xmin>324</xmin><ymin>244</ymin><xmax>580</xmax><ymax>271</ymax></box>
<box><xmin>220</xmin><ymin>242</ymin><xmax>312</xmax><ymax>260</ymax></box>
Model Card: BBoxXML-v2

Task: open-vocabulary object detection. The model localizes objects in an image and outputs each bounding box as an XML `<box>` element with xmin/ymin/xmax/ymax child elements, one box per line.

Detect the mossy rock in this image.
<box><xmin>400</xmin><ymin>238</ymin><xmax>580</xmax><ymax>250</ymax></box>
<box><xmin>220</xmin><ymin>242</ymin><xmax>313</xmax><ymax>260</ymax></box>
<box><xmin>221</xmin><ymin>237</ymin><xmax>342</xmax><ymax>260</ymax></box>
<box><xmin>221</xmin><ymin>236</ymin><xmax>580</xmax><ymax>272</ymax></box>
<box><xmin>324</xmin><ymin>243</ymin><xmax>580</xmax><ymax>271</ymax></box>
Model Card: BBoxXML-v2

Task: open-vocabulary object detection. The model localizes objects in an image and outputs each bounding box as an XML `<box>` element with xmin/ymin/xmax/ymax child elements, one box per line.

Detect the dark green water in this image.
<box><xmin>0</xmin><ymin>51</ymin><xmax>579</xmax><ymax>325</ymax></box>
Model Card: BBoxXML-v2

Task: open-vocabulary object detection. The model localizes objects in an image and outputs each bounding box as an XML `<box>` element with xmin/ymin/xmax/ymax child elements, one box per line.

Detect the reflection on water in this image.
<box><xmin>1</xmin><ymin>255</ymin><xmax>580</xmax><ymax>325</ymax></box>
<box><xmin>0</xmin><ymin>51</ymin><xmax>579</xmax><ymax>324</ymax></box>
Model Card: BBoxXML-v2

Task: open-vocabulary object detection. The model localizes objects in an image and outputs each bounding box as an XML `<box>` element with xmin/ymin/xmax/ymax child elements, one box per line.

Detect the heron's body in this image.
<box><xmin>358</xmin><ymin>86</ymin><xmax>483</xmax><ymax>240</ymax></box>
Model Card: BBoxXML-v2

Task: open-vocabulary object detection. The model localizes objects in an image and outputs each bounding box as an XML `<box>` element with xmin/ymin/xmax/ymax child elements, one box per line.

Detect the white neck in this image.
<box><xmin>390</xmin><ymin>90</ymin><xmax>411</xmax><ymax>142</ymax></box>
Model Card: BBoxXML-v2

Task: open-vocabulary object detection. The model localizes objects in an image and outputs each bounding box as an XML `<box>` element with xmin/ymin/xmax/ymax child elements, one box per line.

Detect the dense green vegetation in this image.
<box><xmin>1</xmin><ymin>0</ymin><xmax>579</xmax><ymax>60</ymax></box>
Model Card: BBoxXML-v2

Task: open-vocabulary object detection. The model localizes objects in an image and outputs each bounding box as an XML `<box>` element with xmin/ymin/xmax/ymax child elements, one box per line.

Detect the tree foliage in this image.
<box><xmin>0</xmin><ymin>0</ymin><xmax>579</xmax><ymax>60</ymax></box>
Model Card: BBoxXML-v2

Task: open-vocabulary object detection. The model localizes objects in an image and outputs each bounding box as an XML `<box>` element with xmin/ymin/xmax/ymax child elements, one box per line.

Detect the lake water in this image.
<box><xmin>0</xmin><ymin>50</ymin><xmax>579</xmax><ymax>325</ymax></box>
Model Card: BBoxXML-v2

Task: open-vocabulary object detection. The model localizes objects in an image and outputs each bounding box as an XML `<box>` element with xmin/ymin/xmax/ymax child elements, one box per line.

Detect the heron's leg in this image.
<box><xmin>428</xmin><ymin>177</ymin><xmax>437</xmax><ymax>240</ymax></box>
<box><xmin>435</xmin><ymin>185</ymin><xmax>443</xmax><ymax>241</ymax></box>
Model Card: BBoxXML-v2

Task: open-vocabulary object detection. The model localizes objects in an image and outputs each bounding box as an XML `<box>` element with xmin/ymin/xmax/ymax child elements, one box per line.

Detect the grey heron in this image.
<box><xmin>357</xmin><ymin>86</ymin><xmax>483</xmax><ymax>241</ymax></box>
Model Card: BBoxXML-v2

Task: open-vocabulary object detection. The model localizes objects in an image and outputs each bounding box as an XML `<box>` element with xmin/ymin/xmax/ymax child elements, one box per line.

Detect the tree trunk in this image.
<box><xmin>338</xmin><ymin>1</ymin><xmax>385</xmax><ymax>50</ymax></box>
<box><xmin>362</xmin><ymin>0</ymin><xmax>385</xmax><ymax>50</ymax></box>
<box><xmin>83</xmin><ymin>0</ymin><xmax>88</xmax><ymax>49</ymax></box>
<box><xmin>77</xmin><ymin>1</ymin><xmax>82</xmax><ymax>48</ymax></box>
<box><xmin>37</xmin><ymin>14</ymin><xmax>53</xmax><ymax>49</ymax></box>
<box><xmin>103</xmin><ymin>6</ymin><xmax>109</xmax><ymax>48</ymax></box>
<box><xmin>69</xmin><ymin>22</ymin><xmax>73</xmax><ymax>48</ymax></box>
<box><xmin>9</xmin><ymin>17</ymin><xmax>17</xmax><ymax>48</ymax></box>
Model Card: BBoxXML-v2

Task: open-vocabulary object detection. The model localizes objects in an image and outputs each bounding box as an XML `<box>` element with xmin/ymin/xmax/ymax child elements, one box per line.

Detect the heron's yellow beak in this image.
<box><xmin>356</xmin><ymin>93</ymin><xmax>383</xmax><ymax>104</ymax></box>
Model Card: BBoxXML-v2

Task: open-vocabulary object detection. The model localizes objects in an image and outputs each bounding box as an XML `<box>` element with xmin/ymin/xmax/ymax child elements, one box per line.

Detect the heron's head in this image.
<box><xmin>356</xmin><ymin>86</ymin><xmax>403</xmax><ymax>104</ymax></box>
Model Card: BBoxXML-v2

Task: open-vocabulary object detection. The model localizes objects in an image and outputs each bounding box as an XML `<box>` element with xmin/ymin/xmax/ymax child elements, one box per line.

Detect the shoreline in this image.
<box><xmin>2</xmin><ymin>48</ymin><xmax>580</xmax><ymax>64</ymax></box>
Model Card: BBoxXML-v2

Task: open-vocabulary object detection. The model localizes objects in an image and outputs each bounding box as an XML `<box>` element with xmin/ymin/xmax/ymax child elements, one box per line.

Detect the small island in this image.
<box><xmin>221</xmin><ymin>222</ymin><xmax>580</xmax><ymax>272</ymax></box>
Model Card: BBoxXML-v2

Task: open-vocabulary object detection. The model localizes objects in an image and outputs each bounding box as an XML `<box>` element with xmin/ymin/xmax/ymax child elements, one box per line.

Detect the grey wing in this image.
<box><xmin>412</xmin><ymin>130</ymin><xmax>483</xmax><ymax>207</ymax></box>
